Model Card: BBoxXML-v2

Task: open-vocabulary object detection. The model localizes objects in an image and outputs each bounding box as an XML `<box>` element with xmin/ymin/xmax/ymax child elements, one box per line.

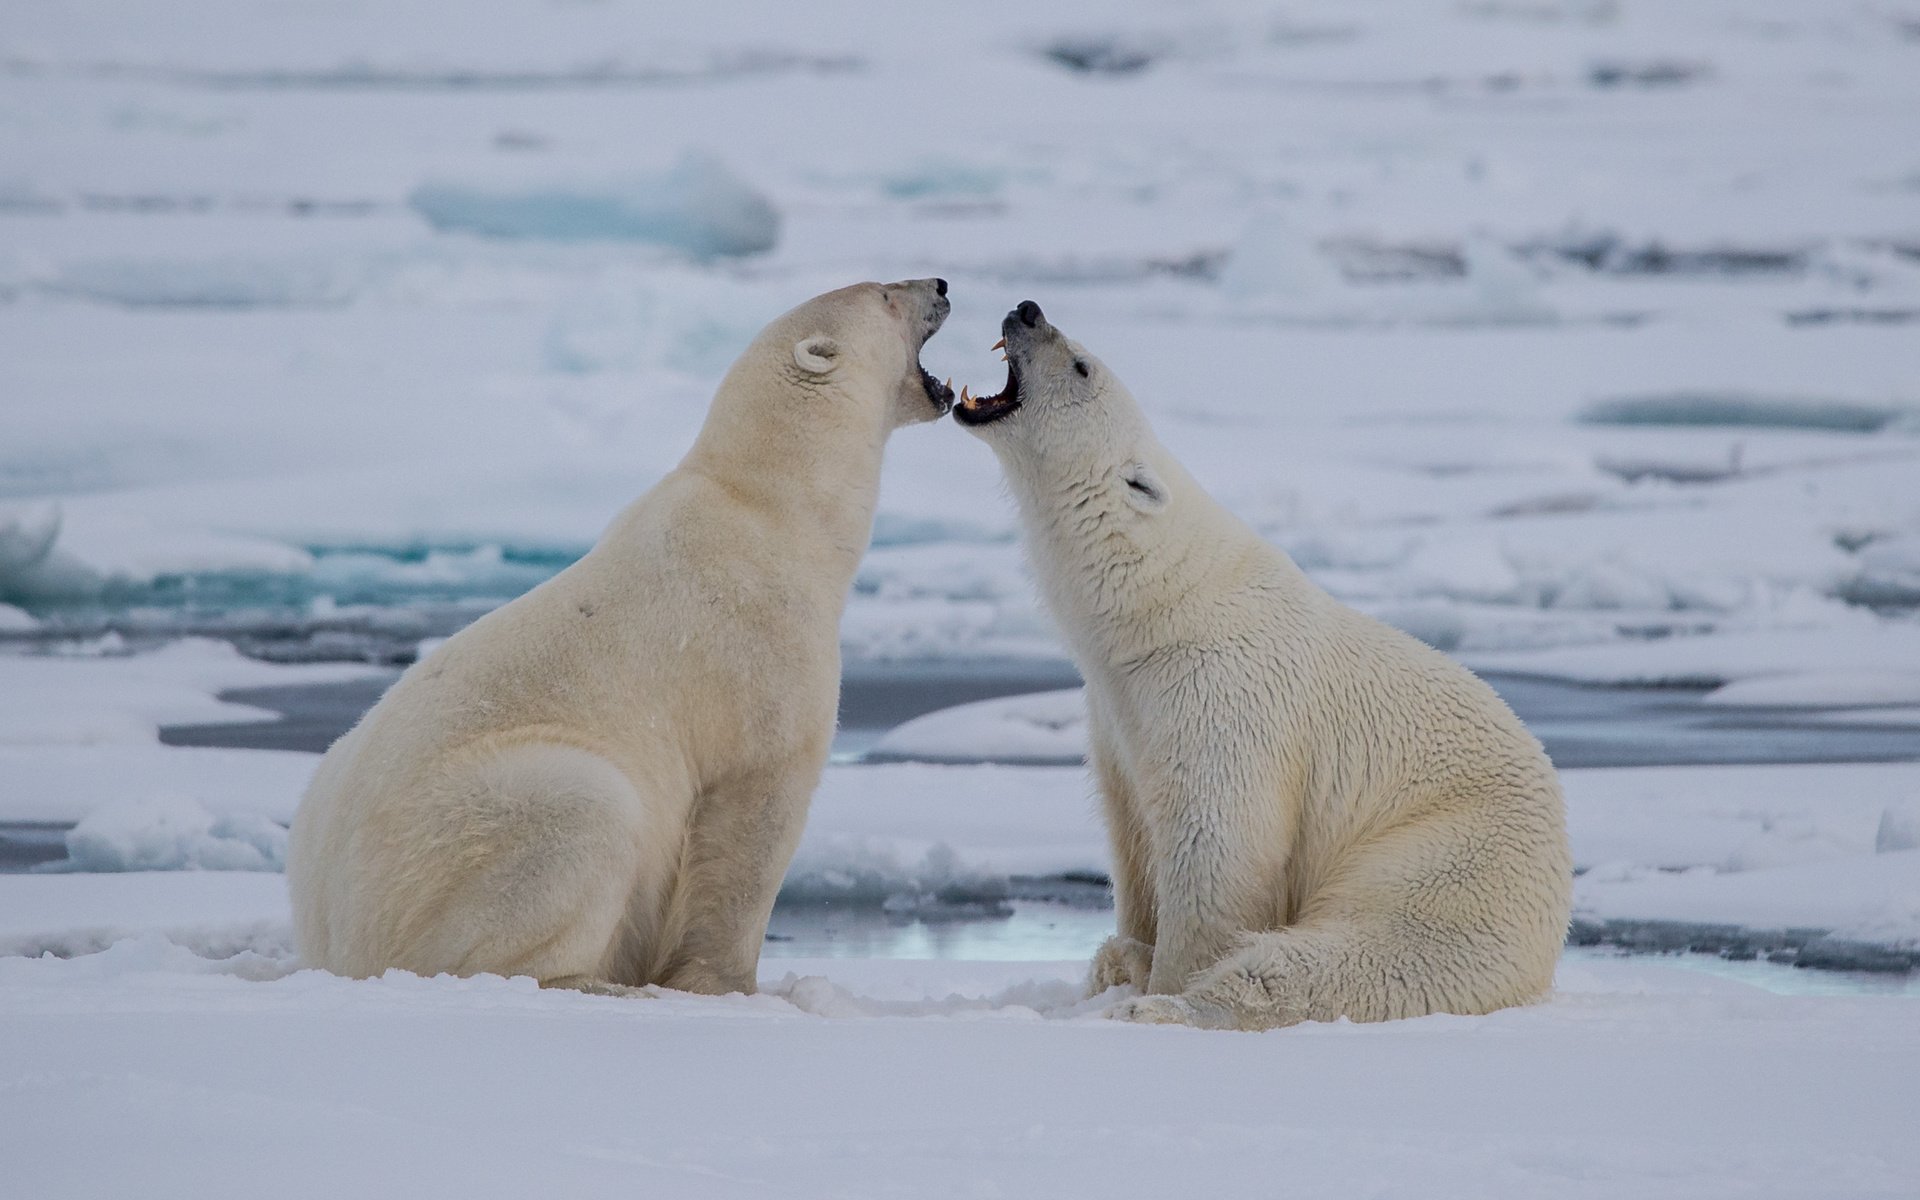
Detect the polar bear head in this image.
<box><xmin>729</xmin><ymin>278</ymin><xmax>955</xmax><ymax>436</ymax></box>
<box><xmin>952</xmin><ymin>299</ymin><xmax>1170</xmax><ymax>516</ymax></box>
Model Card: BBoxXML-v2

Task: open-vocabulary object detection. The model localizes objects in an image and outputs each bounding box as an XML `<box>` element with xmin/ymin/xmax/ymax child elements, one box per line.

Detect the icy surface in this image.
<box><xmin>0</xmin><ymin>0</ymin><xmax>1915</xmax><ymax>683</ymax></box>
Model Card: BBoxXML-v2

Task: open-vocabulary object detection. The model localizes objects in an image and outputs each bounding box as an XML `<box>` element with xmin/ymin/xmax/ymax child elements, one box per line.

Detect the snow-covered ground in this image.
<box><xmin>1</xmin><ymin>940</ymin><xmax>1916</xmax><ymax>1199</ymax></box>
<box><xmin>5</xmin><ymin>1</ymin><xmax>1920</xmax><ymax>1194</ymax></box>
<box><xmin>0</xmin><ymin>938</ymin><xmax>1910</xmax><ymax>1199</ymax></box>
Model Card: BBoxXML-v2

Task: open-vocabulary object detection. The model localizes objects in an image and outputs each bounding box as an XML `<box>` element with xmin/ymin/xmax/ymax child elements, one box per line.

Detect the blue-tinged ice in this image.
<box><xmin>408</xmin><ymin>152</ymin><xmax>779</xmax><ymax>257</ymax></box>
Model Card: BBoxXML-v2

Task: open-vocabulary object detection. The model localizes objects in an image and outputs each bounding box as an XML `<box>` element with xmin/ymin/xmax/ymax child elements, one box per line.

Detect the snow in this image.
<box><xmin>0</xmin><ymin>745</ymin><xmax>333</xmax><ymax>824</ymax></box>
<box><xmin>869</xmin><ymin>688</ymin><xmax>1087</xmax><ymax>765</ymax></box>
<box><xmin>61</xmin><ymin>794</ymin><xmax>288</xmax><ymax>873</ymax></box>
<box><xmin>0</xmin><ymin>638</ymin><xmax>379</xmax><ymax>747</ymax></box>
<box><xmin>1576</xmin><ymin>851</ymin><xmax>1920</xmax><ymax>949</ymax></box>
<box><xmin>1467</xmin><ymin>622</ymin><xmax>1920</xmax><ymax>691</ymax></box>
<box><xmin>0</xmin><ymin>939</ymin><xmax>1915</xmax><ymax>1199</ymax></box>
<box><xmin>1702</xmin><ymin>670</ymin><xmax>1920</xmax><ymax>708</ymax></box>
<box><xmin>0</xmin><ymin>871</ymin><xmax>290</xmax><ymax>959</ymax></box>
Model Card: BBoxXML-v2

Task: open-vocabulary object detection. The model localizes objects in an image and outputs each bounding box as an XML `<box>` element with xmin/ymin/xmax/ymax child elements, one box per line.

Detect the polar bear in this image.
<box><xmin>954</xmin><ymin>300</ymin><xmax>1571</xmax><ymax>1030</ymax></box>
<box><xmin>288</xmin><ymin>279</ymin><xmax>954</xmax><ymax>994</ymax></box>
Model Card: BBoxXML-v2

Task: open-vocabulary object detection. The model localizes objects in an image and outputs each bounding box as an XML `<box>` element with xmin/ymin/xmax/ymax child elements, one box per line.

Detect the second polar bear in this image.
<box><xmin>289</xmin><ymin>279</ymin><xmax>953</xmax><ymax>995</ymax></box>
<box><xmin>955</xmin><ymin>300</ymin><xmax>1571</xmax><ymax>1030</ymax></box>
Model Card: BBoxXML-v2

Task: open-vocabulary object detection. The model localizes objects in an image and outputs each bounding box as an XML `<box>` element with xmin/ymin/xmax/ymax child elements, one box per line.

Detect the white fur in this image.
<box><xmin>288</xmin><ymin>279</ymin><xmax>951</xmax><ymax>994</ymax></box>
<box><xmin>961</xmin><ymin>305</ymin><xmax>1573</xmax><ymax>1030</ymax></box>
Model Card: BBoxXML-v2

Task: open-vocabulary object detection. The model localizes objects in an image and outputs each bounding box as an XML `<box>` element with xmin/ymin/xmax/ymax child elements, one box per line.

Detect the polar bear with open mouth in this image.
<box><xmin>290</xmin><ymin>279</ymin><xmax>955</xmax><ymax>995</ymax></box>
<box><xmin>954</xmin><ymin>300</ymin><xmax>1571</xmax><ymax>1030</ymax></box>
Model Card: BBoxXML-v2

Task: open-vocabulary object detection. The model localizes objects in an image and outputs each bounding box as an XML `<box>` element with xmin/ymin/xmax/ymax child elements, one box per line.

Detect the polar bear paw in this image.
<box><xmin>1087</xmin><ymin>934</ymin><xmax>1155</xmax><ymax>996</ymax></box>
<box><xmin>1105</xmin><ymin>994</ymin><xmax>1238</xmax><ymax>1029</ymax></box>
<box><xmin>659</xmin><ymin>960</ymin><xmax>755</xmax><ymax>997</ymax></box>
<box><xmin>542</xmin><ymin>975</ymin><xmax>663</xmax><ymax>1000</ymax></box>
<box><xmin>1105</xmin><ymin>994</ymin><xmax>1195</xmax><ymax>1025</ymax></box>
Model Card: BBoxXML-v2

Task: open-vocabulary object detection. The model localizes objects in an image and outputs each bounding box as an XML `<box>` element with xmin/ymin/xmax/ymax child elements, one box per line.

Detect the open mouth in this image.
<box><xmin>919</xmin><ymin>361</ymin><xmax>955</xmax><ymax>415</ymax></box>
<box><xmin>953</xmin><ymin>338</ymin><xmax>1021</xmax><ymax>426</ymax></box>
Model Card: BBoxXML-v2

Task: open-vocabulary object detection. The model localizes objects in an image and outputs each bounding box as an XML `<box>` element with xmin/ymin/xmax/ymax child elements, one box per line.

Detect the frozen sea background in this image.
<box><xmin>3</xmin><ymin>2</ymin><xmax>1919</xmax><ymax>1196</ymax></box>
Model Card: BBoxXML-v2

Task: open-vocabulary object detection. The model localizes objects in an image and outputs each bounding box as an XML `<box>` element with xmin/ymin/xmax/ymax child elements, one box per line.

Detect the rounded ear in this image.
<box><xmin>1120</xmin><ymin>461</ymin><xmax>1169</xmax><ymax>513</ymax></box>
<box><xmin>793</xmin><ymin>335</ymin><xmax>841</xmax><ymax>375</ymax></box>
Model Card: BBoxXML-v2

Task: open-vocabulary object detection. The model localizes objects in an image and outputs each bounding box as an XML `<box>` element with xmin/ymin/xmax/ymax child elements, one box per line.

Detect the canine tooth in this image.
<box><xmin>959</xmin><ymin>385</ymin><xmax>972</xmax><ymax>405</ymax></box>
<box><xmin>990</xmin><ymin>338</ymin><xmax>1006</xmax><ymax>351</ymax></box>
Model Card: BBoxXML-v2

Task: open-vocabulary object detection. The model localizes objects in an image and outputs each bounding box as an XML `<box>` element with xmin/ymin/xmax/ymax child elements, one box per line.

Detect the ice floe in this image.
<box><xmin>409</xmin><ymin>154</ymin><xmax>778</xmax><ymax>257</ymax></box>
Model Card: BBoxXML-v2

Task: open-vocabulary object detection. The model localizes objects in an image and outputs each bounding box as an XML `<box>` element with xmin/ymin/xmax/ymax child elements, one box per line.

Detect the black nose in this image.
<box><xmin>1016</xmin><ymin>300</ymin><xmax>1043</xmax><ymax>328</ymax></box>
<box><xmin>933</xmin><ymin>278</ymin><xmax>948</xmax><ymax>297</ymax></box>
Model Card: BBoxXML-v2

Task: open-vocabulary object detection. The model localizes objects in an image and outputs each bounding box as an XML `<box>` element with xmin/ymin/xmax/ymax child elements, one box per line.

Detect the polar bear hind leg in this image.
<box><xmin>357</xmin><ymin>742</ymin><xmax>657</xmax><ymax>989</ymax></box>
<box><xmin>1115</xmin><ymin>802</ymin><xmax>1567</xmax><ymax>1031</ymax></box>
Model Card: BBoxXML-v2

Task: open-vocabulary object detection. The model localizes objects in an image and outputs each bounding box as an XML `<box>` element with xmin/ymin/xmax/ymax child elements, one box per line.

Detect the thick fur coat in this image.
<box><xmin>956</xmin><ymin>301</ymin><xmax>1572</xmax><ymax>1030</ymax></box>
<box><xmin>288</xmin><ymin>279</ymin><xmax>952</xmax><ymax>994</ymax></box>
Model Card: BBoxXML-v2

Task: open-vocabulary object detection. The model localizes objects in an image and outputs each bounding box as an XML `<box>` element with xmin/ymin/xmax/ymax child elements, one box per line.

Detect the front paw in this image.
<box><xmin>658</xmin><ymin>960</ymin><xmax>752</xmax><ymax>997</ymax></box>
<box><xmin>1106</xmin><ymin>994</ymin><xmax>1237</xmax><ymax>1030</ymax></box>
<box><xmin>1105</xmin><ymin>994</ymin><xmax>1196</xmax><ymax>1025</ymax></box>
<box><xmin>1087</xmin><ymin>935</ymin><xmax>1155</xmax><ymax>996</ymax></box>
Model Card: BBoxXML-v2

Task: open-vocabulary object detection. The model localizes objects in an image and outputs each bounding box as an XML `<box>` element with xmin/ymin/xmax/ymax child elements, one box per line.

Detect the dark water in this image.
<box><xmin>155</xmin><ymin>662</ymin><xmax>1920</xmax><ymax>768</ymax></box>
<box><xmin>0</xmin><ymin>823</ymin><xmax>71</xmax><ymax>872</ymax></box>
<box><xmin>154</xmin><ymin>659</ymin><xmax>1088</xmax><ymax>755</ymax></box>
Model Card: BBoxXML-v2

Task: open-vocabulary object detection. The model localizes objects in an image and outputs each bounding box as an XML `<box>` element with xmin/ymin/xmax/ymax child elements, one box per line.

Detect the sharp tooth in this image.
<box><xmin>944</xmin><ymin>377</ymin><xmax>952</xmax><ymax>392</ymax></box>
<box><xmin>990</xmin><ymin>338</ymin><xmax>1006</xmax><ymax>351</ymax></box>
<box><xmin>960</xmin><ymin>385</ymin><xmax>972</xmax><ymax>406</ymax></box>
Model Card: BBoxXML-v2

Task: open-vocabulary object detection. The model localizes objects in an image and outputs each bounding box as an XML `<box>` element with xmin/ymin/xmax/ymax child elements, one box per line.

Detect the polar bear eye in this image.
<box><xmin>1120</xmin><ymin>462</ymin><xmax>1168</xmax><ymax>512</ymax></box>
<box><xmin>1073</xmin><ymin>359</ymin><xmax>1090</xmax><ymax>378</ymax></box>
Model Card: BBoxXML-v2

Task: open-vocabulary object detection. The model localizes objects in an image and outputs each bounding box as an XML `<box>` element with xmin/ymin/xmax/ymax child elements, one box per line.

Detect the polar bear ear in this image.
<box><xmin>793</xmin><ymin>335</ymin><xmax>841</xmax><ymax>376</ymax></box>
<box><xmin>1119</xmin><ymin>461</ymin><xmax>1168</xmax><ymax>514</ymax></box>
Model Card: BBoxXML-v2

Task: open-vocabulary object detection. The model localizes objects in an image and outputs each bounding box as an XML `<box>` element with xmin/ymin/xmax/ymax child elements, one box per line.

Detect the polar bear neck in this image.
<box><xmin>1001</xmin><ymin>432</ymin><xmax>1306</xmax><ymax>665</ymax></box>
<box><xmin>678</xmin><ymin>359</ymin><xmax>893</xmax><ymax>583</ymax></box>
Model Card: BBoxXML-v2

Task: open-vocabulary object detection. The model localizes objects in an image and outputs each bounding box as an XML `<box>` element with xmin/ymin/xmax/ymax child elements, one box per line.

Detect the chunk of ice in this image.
<box><xmin>409</xmin><ymin>152</ymin><xmax>779</xmax><ymax>257</ymax></box>
<box><xmin>60</xmin><ymin>795</ymin><xmax>289</xmax><ymax>873</ymax></box>
<box><xmin>869</xmin><ymin>689</ymin><xmax>1088</xmax><ymax>766</ymax></box>
<box><xmin>1877</xmin><ymin>804</ymin><xmax>1920</xmax><ymax>854</ymax></box>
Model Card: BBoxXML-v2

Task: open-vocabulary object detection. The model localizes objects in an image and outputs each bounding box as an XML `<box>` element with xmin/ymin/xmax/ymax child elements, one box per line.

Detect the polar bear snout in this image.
<box><xmin>888</xmin><ymin>276</ymin><xmax>950</xmax><ymax>345</ymax></box>
<box><xmin>898</xmin><ymin>277</ymin><xmax>955</xmax><ymax>417</ymax></box>
<box><xmin>952</xmin><ymin>300</ymin><xmax>1110</xmax><ymax>439</ymax></box>
<box><xmin>952</xmin><ymin>301</ymin><xmax>1055</xmax><ymax>429</ymax></box>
